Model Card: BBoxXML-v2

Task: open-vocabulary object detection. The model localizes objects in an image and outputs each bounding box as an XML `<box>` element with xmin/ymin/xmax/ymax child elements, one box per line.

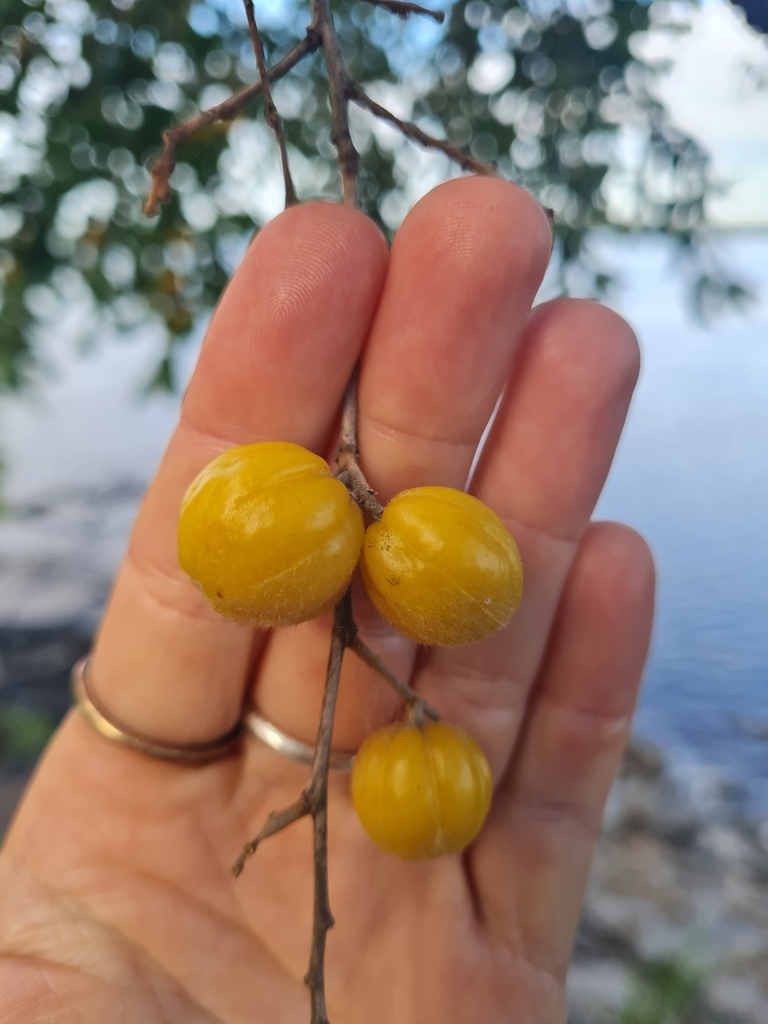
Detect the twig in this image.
<box><xmin>243</xmin><ymin>0</ymin><xmax>298</xmax><ymax>207</ymax></box>
<box><xmin>361</xmin><ymin>0</ymin><xmax>445</xmax><ymax>22</ymax></box>
<box><xmin>143</xmin><ymin>32</ymin><xmax>319</xmax><ymax>216</ymax></box>
<box><xmin>348</xmin><ymin>83</ymin><xmax>496</xmax><ymax>176</ymax></box>
<box><xmin>335</xmin><ymin>369</ymin><xmax>383</xmax><ymax>520</ymax></box>
<box><xmin>349</xmin><ymin>636</ymin><xmax>439</xmax><ymax>722</ymax></box>
<box><xmin>310</xmin><ymin>0</ymin><xmax>360</xmax><ymax>206</ymax></box>
<box><xmin>143</xmin><ymin>15</ymin><xmax>492</xmax><ymax>217</ymax></box>
<box><xmin>304</xmin><ymin>591</ymin><xmax>355</xmax><ymax>1024</ymax></box>
<box><xmin>232</xmin><ymin>593</ymin><xmax>355</xmax><ymax>1024</ymax></box>
<box><xmin>232</xmin><ymin>794</ymin><xmax>310</xmax><ymax>877</ymax></box>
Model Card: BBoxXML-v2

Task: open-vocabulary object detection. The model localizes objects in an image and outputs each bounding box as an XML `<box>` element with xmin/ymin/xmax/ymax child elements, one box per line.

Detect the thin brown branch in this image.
<box><xmin>310</xmin><ymin>0</ymin><xmax>360</xmax><ymax>206</ymax></box>
<box><xmin>336</xmin><ymin>369</ymin><xmax>383</xmax><ymax>520</ymax></box>
<box><xmin>349</xmin><ymin>636</ymin><xmax>440</xmax><ymax>721</ymax></box>
<box><xmin>243</xmin><ymin>0</ymin><xmax>298</xmax><ymax>207</ymax></box>
<box><xmin>304</xmin><ymin>591</ymin><xmax>355</xmax><ymax>1024</ymax></box>
<box><xmin>144</xmin><ymin>32</ymin><xmax>319</xmax><ymax>216</ymax></box>
<box><xmin>348</xmin><ymin>83</ymin><xmax>496</xmax><ymax>176</ymax></box>
<box><xmin>231</xmin><ymin>794</ymin><xmax>310</xmax><ymax>877</ymax></box>
<box><xmin>231</xmin><ymin>592</ymin><xmax>356</xmax><ymax>1024</ymax></box>
<box><xmin>362</xmin><ymin>0</ymin><xmax>445</xmax><ymax>21</ymax></box>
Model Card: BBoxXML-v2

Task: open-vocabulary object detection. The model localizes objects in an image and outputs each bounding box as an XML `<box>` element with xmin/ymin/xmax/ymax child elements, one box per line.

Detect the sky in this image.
<box><xmin>639</xmin><ymin>0</ymin><xmax>768</xmax><ymax>228</ymax></box>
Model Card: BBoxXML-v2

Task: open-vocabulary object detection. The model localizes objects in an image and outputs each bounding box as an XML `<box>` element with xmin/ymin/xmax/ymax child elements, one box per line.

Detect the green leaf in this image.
<box><xmin>0</xmin><ymin>705</ymin><xmax>57</xmax><ymax>767</ymax></box>
<box><xmin>619</xmin><ymin>957</ymin><xmax>707</xmax><ymax>1024</ymax></box>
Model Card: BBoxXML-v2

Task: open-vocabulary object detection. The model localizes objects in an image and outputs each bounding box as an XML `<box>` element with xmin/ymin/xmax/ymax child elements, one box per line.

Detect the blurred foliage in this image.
<box><xmin>0</xmin><ymin>703</ymin><xmax>56</xmax><ymax>769</ymax></box>
<box><xmin>415</xmin><ymin>0</ymin><xmax>710</xmax><ymax>280</ymax></box>
<box><xmin>619</xmin><ymin>957</ymin><xmax>709</xmax><ymax>1024</ymax></box>
<box><xmin>0</xmin><ymin>0</ymin><xmax>746</xmax><ymax>392</ymax></box>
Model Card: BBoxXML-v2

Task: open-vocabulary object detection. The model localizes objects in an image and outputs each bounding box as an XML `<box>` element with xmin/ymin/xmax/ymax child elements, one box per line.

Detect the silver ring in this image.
<box><xmin>244</xmin><ymin>711</ymin><xmax>355</xmax><ymax>771</ymax></box>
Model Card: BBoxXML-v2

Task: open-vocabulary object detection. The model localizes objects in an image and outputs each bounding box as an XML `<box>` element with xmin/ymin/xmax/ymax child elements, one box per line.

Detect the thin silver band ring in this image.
<box><xmin>244</xmin><ymin>712</ymin><xmax>355</xmax><ymax>771</ymax></box>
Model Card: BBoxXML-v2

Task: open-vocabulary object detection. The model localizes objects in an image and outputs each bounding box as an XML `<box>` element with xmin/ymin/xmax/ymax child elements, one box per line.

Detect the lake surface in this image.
<box><xmin>1</xmin><ymin>233</ymin><xmax>767</xmax><ymax>810</ymax></box>
<box><xmin>593</xmin><ymin>234</ymin><xmax>768</xmax><ymax>811</ymax></box>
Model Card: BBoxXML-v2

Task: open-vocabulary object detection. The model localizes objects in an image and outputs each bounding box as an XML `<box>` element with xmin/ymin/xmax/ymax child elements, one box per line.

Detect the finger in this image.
<box><xmin>471</xmin><ymin>522</ymin><xmax>655</xmax><ymax>978</ymax></box>
<box><xmin>415</xmin><ymin>298</ymin><xmax>641</xmax><ymax>775</ymax></box>
<box><xmin>254</xmin><ymin>177</ymin><xmax>552</xmax><ymax>751</ymax></box>
<box><xmin>90</xmin><ymin>204</ymin><xmax>388</xmax><ymax>745</ymax></box>
<box><xmin>359</xmin><ymin>175</ymin><xmax>551</xmax><ymax>499</ymax></box>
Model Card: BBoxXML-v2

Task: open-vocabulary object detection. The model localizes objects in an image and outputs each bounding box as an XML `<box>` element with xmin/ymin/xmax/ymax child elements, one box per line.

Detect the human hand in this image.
<box><xmin>0</xmin><ymin>177</ymin><xmax>654</xmax><ymax>1024</ymax></box>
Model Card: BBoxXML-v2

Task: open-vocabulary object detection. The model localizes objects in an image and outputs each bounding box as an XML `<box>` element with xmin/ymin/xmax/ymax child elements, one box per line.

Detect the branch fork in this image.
<box><xmin>143</xmin><ymin>0</ymin><xmax>493</xmax><ymax>220</ymax></box>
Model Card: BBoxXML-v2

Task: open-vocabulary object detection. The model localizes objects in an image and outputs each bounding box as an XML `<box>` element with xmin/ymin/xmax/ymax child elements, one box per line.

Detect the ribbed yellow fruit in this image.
<box><xmin>360</xmin><ymin>486</ymin><xmax>523</xmax><ymax>646</ymax></box>
<box><xmin>351</xmin><ymin>720</ymin><xmax>492</xmax><ymax>860</ymax></box>
<box><xmin>178</xmin><ymin>442</ymin><xmax>364</xmax><ymax>627</ymax></box>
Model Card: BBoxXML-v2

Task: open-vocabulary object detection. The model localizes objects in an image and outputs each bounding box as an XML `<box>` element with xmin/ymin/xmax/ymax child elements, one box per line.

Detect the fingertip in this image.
<box><xmin>232</xmin><ymin>200</ymin><xmax>390</xmax><ymax>333</ymax></box>
<box><xmin>276</xmin><ymin>198</ymin><xmax>389</xmax><ymax>265</ymax></box>
<box><xmin>576</xmin><ymin>521</ymin><xmax>656</xmax><ymax>631</ymax></box>
<box><xmin>256</xmin><ymin>199</ymin><xmax>389</xmax><ymax>262</ymax></box>
<box><xmin>182</xmin><ymin>201</ymin><xmax>389</xmax><ymax>448</ymax></box>
<box><xmin>548</xmin><ymin>520</ymin><xmax>656</xmax><ymax>721</ymax></box>
<box><xmin>528</xmin><ymin>298</ymin><xmax>641</xmax><ymax>403</ymax></box>
<box><xmin>395</xmin><ymin>176</ymin><xmax>552</xmax><ymax>299</ymax></box>
<box><xmin>474</xmin><ymin>296</ymin><xmax>642</xmax><ymax>540</ymax></box>
<box><xmin>357</xmin><ymin>177</ymin><xmax>554</xmax><ymax>497</ymax></box>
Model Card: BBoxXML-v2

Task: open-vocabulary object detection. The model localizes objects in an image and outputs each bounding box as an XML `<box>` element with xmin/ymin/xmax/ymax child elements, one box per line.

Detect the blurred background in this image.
<box><xmin>0</xmin><ymin>0</ymin><xmax>767</xmax><ymax>1019</ymax></box>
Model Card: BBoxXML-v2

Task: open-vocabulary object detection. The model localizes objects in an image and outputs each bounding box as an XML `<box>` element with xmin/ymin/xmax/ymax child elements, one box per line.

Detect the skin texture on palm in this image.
<box><xmin>0</xmin><ymin>178</ymin><xmax>654</xmax><ymax>1024</ymax></box>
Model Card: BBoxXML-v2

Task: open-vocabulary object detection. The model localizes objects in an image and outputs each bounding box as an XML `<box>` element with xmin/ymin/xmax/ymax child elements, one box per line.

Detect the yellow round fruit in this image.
<box><xmin>178</xmin><ymin>441</ymin><xmax>364</xmax><ymax>627</ymax></box>
<box><xmin>359</xmin><ymin>486</ymin><xmax>523</xmax><ymax>646</ymax></box>
<box><xmin>351</xmin><ymin>720</ymin><xmax>492</xmax><ymax>860</ymax></box>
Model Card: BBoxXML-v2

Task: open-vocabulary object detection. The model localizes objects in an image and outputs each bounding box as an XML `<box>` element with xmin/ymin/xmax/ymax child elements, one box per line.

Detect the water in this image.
<box><xmin>593</xmin><ymin>234</ymin><xmax>768</xmax><ymax>811</ymax></box>
<box><xmin>1</xmin><ymin>233</ymin><xmax>767</xmax><ymax>809</ymax></box>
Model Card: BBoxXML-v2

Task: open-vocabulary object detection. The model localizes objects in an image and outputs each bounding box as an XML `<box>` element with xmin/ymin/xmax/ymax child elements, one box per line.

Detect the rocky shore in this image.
<box><xmin>571</xmin><ymin>743</ymin><xmax>768</xmax><ymax>1022</ymax></box>
<box><xmin>1</xmin><ymin>624</ymin><xmax>766</xmax><ymax>1022</ymax></box>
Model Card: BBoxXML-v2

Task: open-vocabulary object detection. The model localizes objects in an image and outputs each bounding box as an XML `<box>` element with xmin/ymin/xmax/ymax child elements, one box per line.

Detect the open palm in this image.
<box><xmin>0</xmin><ymin>178</ymin><xmax>654</xmax><ymax>1024</ymax></box>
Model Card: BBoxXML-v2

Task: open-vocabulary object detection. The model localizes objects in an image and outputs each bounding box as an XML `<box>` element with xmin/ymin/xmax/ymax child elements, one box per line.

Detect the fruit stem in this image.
<box><xmin>408</xmin><ymin>700</ymin><xmax>426</xmax><ymax>729</ymax></box>
<box><xmin>349</xmin><ymin>636</ymin><xmax>439</xmax><ymax>723</ymax></box>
